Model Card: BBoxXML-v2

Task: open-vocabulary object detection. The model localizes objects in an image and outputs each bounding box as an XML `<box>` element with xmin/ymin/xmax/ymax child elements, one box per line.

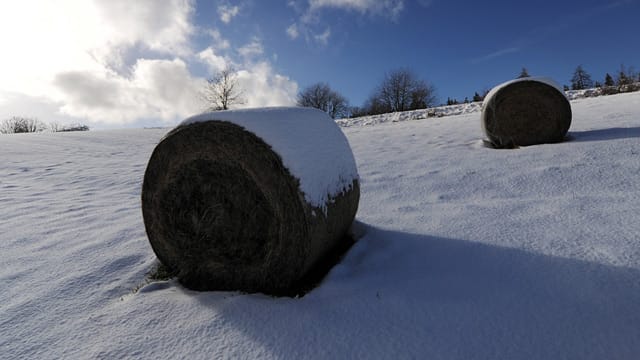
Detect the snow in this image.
<box><xmin>182</xmin><ymin>107</ymin><xmax>359</xmax><ymax>209</ymax></box>
<box><xmin>2</xmin><ymin>92</ymin><xmax>640</xmax><ymax>359</ymax></box>
<box><xmin>336</xmin><ymin>102</ymin><xmax>482</xmax><ymax>127</ymax></box>
<box><xmin>565</xmin><ymin>83</ymin><xmax>640</xmax><ymax>100</ymax></box>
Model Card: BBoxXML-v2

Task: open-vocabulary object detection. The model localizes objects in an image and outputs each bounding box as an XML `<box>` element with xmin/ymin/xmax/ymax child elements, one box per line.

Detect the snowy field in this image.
<box><xmin>2</xmin><ymin>92</ymin><xmax>640</xmax><ymax>359</ymax></box>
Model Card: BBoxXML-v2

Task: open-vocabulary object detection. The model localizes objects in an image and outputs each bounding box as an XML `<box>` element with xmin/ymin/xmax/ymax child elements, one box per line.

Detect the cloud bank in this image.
<box><xmin>0</xmin><ymin>0</ymin><xmax>298</xmax><ymax>127</ymax></box>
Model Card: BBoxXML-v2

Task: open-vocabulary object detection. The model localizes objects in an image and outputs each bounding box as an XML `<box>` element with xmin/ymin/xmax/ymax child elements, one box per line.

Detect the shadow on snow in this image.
<box><xmin>190</xmin><ymin>223</ymin><xmax>640</xmax><ymax>359</ymax></box>
<box><xmin>568</xmin><ymin>126</ymin><xmax>640</xmax><ymax>142</ymax></box>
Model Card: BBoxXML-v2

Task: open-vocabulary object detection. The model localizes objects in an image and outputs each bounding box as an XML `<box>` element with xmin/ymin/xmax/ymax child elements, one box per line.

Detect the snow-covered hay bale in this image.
<box><xmin>482</xmin><ymin>78</ymin><xmax>572</xmax><ymax>148</ymax></box>
<box><xmin>141</xmin><ymin>107</ymin><xmax>359</xmax><ymax>295</ymax></box>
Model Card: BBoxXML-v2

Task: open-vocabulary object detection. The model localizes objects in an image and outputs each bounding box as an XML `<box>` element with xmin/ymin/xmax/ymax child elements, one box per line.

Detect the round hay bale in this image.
<box><xmin>481</xmin><ymin>78</ymin><xmax>572</xmax><ymax>148</ymax></box>
<box><xmin>141</xmin><ymin>107</ymin><xmax>359</xmax><ymax>295</ymax></box>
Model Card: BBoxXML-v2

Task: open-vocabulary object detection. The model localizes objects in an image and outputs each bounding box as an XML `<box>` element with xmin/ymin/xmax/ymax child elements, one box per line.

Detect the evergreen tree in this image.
<box><xmin>446</xmin><ymin>97</ymin><xmax>460</xmax><ymax>106</ymax></box>
<box><xmin>570</xmin><ymin>65</ymin><xmax>593</xmax><ymax>90</ymax></box>
<box><xmin>617</xmin><ymin>65</ymin><xmax>631</xmax><ymax>87</ymax></box>
<box><xmin>472</xmin><ymin>92</ymin><xmax>483</xmax><ymax>102</ymax></box>
<box><xmin>604</xmin><ymin>73</ymin><xmax>615</xmax><ymax>87</ymax></box>
<box><xmin>517</xmin><ymin>67</ymin><xmax>530</xmax><ymax>78</ymax></box>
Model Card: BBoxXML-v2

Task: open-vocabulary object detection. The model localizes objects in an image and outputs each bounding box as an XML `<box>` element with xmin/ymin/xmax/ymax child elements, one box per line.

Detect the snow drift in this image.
<box><xmin>1</xmin><ymin>92</ymin><xmax>640</xmax><ymax>359</ymax></box>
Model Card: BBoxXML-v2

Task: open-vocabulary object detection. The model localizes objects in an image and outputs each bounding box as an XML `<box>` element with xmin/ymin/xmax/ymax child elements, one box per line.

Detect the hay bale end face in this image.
<box><xmin>141</xmin><ymin>107</ymin><xmax>359</xmax><ymax>295</ymax></box>
<box><xmin>482</xmin><ymin>78</ymin><xmax>572</xmax><ymax>148</ymax></box>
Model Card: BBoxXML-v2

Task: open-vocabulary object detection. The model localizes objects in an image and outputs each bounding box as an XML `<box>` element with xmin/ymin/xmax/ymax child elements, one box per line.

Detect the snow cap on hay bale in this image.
<box><xmin>481</xmin><ymin>77</ymin><xmax>572</xmax><ymax>148</ymax></box>
<box><xmin>141</xmin><ymin>107</ymin><xmax>360</xmax><ymax>295</ymax></box>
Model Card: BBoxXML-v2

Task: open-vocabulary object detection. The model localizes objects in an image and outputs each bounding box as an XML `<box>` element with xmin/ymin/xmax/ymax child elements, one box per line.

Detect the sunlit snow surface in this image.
<box><xmin>1</xmin><ymin>92</ymin><xmax>640</xmax><ymax>359</ymax></box>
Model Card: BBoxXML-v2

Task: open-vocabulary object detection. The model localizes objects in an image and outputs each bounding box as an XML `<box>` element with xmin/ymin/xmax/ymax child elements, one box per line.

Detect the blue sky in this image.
<box><xmin>0</xmin><ymin>0</ymin><xmax>638</xmax><ymax>127</ymax></box>
<box><xmin>204</xmin><ymin>0</ymin><xmax>638</xmax><ymax>104</ymax></box>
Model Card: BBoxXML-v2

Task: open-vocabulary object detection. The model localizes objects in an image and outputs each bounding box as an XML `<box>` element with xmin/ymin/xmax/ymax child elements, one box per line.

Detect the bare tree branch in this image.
<box><xmin>365</xmin><ymin>69</ymin><xmax>437</xmax><ymax>115</ymax></box>
<box><xmin>200</xmin><ymin>67</ymin><xmax>245</xmax><ymax>111</ymax></box>
<box><xmin>0</xmin><ymin>116</ymin><xmax>47</xmax><ymax>134</ymax></box>
<box><xmin>297</xmin><ymin>82</ymin><xmax>350</xmax><ymax>119</ymax></box>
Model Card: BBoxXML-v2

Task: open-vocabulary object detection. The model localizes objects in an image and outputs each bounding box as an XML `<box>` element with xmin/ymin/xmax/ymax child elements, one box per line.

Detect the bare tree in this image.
<box><xmin>49</xmin><ymin>122</ymin><xmax>63</xmax><ymax>132</ymax></box>
<box><xmin>0</xmin><ymin>116</ymin><xmax>47</xmax><ymax>134</ymax></box>
<box><xmin>297</xmin><ymin>82</ymin><xmax>350</xmax><ymax>119</ymax></box>
<box><xmin>201</xmin><ymin>67</ymin><xmax>244</xmax><ymax>111</ymax></box>
<box><xmin>348</xmin><ymin>106</ymin><xmax>369</xmax><ymax>118</ymax></box>
<box><xmin>571</xmin><ymin>65</ymin><xmax>593</xmax><ymax>90</ymax></box>
<box><xmin>365</xmin><ymin>69</ymin><xmax>437</xmax><ymax>115</ymax></box>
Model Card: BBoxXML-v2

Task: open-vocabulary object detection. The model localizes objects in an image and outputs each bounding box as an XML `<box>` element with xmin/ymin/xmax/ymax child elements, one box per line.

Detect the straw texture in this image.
<box><xmin>141</xmin><ymin>120</ymin><xmax>359</xmax><ymax>295</ymax></box>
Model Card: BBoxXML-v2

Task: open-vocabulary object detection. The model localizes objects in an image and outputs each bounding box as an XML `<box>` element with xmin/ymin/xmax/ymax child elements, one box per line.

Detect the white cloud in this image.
<box><xmin>236</xmin><ymin>62</ymin><xmax>298</xmax><ymax>108</ymax></box>
<box><xmin>53</xmin><ymin>59</ymin><xmax>202</xmax><ymax>124</ymax></box>
<box><xmin>238</xmin><ymin>38</ymin><xmax>265</xmax><ymax>59</ymax></box>
<box><xmin>218</xmin><ymin>4</ymin><xmax>240</xmax><ymax>24</ymax></box>
<box><xmin>197</xmin><ymin>35</ymin><xmax>298</xmax><ymax>110</ymax></box>
<box><xmin>0</xmin><ymin>0</ymin><xmax>195</xmax><ymax>124</ymax></box>
<box><xmin>314</xmin><ymin>28</ymin><xmax>331</xmax><ymax>46</ymax></box>
<box><xmin>289</xmin><ymin>0</ymin><xmax>406</xmax><ymax>46</ymax></box>
<box><xmin>198</xmin><ymin>48</ymin><xmax>229</xmax><ymax>74</ymax></box>
<box><xmin>0</xmin><ymin>0</ymin><xmax>299</xmax><ymax>127</ymax></box>
<box><xmin>308</xmin><ymin>0</ymin><xmax>405</xmax><ymax>18</ymax></box>
<box><xmin>287</xmin><ymin>0</ymin><xmax>304</xmax><ymax>12</ymax></box>
<box><xmin>207</xmin><ymin>29</ymin><xmax>231</xmax><ymax>49</ymax></box>
<box><xmin>94</xmin><ymin>0</ymin><xmax>194</xmax><ymax>56</ymax></box>
<box><xmin>287</xmin><ymin>23</ymin><xmax>300</xmax><ymax>39</ymax></box>
<box><xmin>471</xmin><ymin>47</ymin><xmax>521</xmax><ymax>64</ymax></box>
<box><xmin>0</xmin><ymin>92</ymin><xmax>79</xmax><ymax>125</ymax></box>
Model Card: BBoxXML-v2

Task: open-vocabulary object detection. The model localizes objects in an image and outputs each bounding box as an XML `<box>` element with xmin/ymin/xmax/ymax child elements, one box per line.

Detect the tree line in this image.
<box><xmin>565</xmin><ymin>64</ymin><xmax>640</xmax><ymax>94</ymax></box>
<box><xmin>511</xmin><ymin>65</ymin><xmax>640</xmax><ymax>93</ymax></box>
<box><xmin>298</xmin><ymin>68</ymin><xmax>437</xmax><ymax>118</ymax></box>
<box><xmin>201</xmin><ymin>67</ymin><xmax>438</xmax><ymax>119</ymax></box>
<box><xmin>445</xmin><ymin>65</ymin><xmax>640</xmax><ymax>105</ymax></box>
<box><xmin>0</xmin><ymin>116</ymin><xmax>89</xmax><ymax>134</ymax></box>
<box><xmin>8</xmin><ymin>62</ymin><xmax>639</xmax><ymax>132</ymax></box>
<box><xmin>504</xmin><ymin>65</ymin><xmax>640</xmax><ymax>92</ymax></box>
<box><xmin>186</xmin><ymin>62</ymin><xmax>640</xmax><ymax>121</ymax></box>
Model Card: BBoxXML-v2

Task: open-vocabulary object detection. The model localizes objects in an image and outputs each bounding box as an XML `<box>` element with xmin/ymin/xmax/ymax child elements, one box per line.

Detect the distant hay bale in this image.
<box><xmin>481</xmin><ymin>78</ymin><xmax>572</xmax><ymax>148</ymax></box>
<box><xmin>141</xmin><ymin>108</ymin><xmax>359</xmax><ymax>295</ymax></box>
